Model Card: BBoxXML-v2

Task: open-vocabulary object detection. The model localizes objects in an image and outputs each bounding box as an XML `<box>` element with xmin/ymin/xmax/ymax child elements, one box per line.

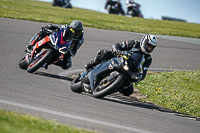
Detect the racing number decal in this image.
<box><xmin>36</xmin><ymin>36</ymin><xmax>50</xmax><ymax>48</ymax></box>
<box><xmin>37</xmin><ymin>39</ymin><xmax>45</xmax><ymax>47</ymax></box>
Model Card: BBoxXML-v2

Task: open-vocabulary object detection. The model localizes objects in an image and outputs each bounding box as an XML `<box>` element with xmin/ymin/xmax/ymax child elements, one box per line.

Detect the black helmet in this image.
<box><xmin>69</xmin><ymin>20</ymin><xmax>83</xmax><ymax>38</ymax></box>
<box><xmin>62</xmin><ymin>27</ymin><xmax>75</xmax><ymax>42</ymax></box>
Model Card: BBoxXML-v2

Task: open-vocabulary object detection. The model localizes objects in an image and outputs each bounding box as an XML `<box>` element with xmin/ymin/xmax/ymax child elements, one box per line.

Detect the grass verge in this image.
<box><xmin>0</xmin><ymin>0</ymin><xmax>200</xmax><ymax>38</ymax></box>
<box><xmin>0</xmin><ymin>109</ymin><xmax>94</xmax><ymax>133</ymax></box>
<box><xmin>136</xmin><ymin>71</ymin><xmax>200</xmax><ymax>117</ymax></box>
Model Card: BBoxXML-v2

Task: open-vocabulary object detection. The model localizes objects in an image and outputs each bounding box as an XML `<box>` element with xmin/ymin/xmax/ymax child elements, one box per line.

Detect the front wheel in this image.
<box><xmin>18</xmin><ymin>54</ymin><xmax>28</xmax><ymax>70</ymax></box>
<box><xmin>71</xmin><ymin>76</ymin><xmax>82</xmax><ymax>93</ymax></box>
<box><xmin>93</xmin><ymin>74</ymin><xmax>124</xmax><ymax>98</ymax></box>
<box><xmin>27</xmin><ymin>50</ymin><xmax>53</xmax><ymax>73</ymax></box>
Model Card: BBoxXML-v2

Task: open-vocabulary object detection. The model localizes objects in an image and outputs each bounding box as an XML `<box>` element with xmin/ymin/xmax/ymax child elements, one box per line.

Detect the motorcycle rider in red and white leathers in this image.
<box><xmin>85</xmin><ymin>34</ymin><xmax>158</xmax><ymax>96</ymax></box>
<box><xmin>26</xmin><ymin>20</ymin><xmax>84</xmax><ymax>70</ymax></box>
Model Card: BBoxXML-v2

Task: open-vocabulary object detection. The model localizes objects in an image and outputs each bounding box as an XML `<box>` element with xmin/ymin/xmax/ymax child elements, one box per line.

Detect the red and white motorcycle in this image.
<box><xmin>19</xmin><ymin>28</ymin><xmax>74</xmax><ymax>73</ymax></box>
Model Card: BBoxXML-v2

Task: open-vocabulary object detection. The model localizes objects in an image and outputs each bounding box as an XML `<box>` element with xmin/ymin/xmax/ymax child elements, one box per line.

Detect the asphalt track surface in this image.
<box><xmin>0</xmin><ymin>18</ymin><xmax>200</xmax><ymax>133</ymax></box>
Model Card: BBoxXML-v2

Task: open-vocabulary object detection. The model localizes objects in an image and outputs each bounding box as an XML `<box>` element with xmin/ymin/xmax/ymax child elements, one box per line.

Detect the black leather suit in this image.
<box><xmin>87</xmin><ymin>40</ymin><xmax>152</xmax><ymax>81</ymax></box>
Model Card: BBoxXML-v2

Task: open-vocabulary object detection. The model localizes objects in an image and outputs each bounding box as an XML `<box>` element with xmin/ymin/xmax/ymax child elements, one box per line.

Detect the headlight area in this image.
<box><xmin>131</xmin><ymin>75</ymin><xmax>139</xmax><ymax>80</ymax></box>
<box><xmin>122</xmin><ymin>65</ymin><xmax>139</xmax><ymax>82</ymax></box>
<box><xmin>122</xmin><ymin>59</ymin><xmax>129</xmax><ymax>71</ymax></box>
<box><xmin>123</xmin><ymin>65</ymin><xmax>129</xmax><ymax>71</ymax></box>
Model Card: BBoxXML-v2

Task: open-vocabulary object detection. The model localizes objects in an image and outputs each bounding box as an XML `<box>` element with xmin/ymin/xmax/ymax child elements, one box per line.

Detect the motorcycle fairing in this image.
<box><xmin>87</xmin><ymin>58</ymin><xmax>121</xmax><ymax>91</ymax></box>
<box><xmin>83</xmin><ymin>52</ymin><xmax>145</xmax><ymax>91</ymax></box>
<box><xmin>31</xmin><ymin>36</ymin><xmax>50</xmax><ymax>58</ymax></box>
<box><xmin>127</xmin><ymin>52</ymin><xmax>144</xmax><ymax>81</ymax></box>
<box><xmin>35</xmin><ymin>36</ymin><xmax>50</xmax><ymax>49</ymax></box>
<box><xmin>50</xmin><ymin>28</ymin><xmax>72</xmax><ymax>53</ymax></box>
<box><xmin>130</xmin><ymin>52</ymin><xmax>145</xmax><ymax>72</ymax></box>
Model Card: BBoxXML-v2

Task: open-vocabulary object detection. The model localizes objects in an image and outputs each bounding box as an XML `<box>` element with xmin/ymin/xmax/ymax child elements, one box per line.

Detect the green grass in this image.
<box><xmin>136</xmin><ymin>71</ymin><xmax>200</xmax><ymax>117</ymax></box>
<box><xmin>1</xmin><ymin>0</ymin><xmax>200</xmax><ymax>38</ymax></box>
<box><xmin>0</xmin><ymin>109</ymin><xmax>94</xmax><ymax>133</ymax></box>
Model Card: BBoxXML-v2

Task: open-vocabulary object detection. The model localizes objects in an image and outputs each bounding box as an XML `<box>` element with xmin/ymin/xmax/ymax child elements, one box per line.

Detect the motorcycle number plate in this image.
<box><xmin>36</xmin><ymin>36</ymin><xmax>50</xmax><ymax>48</ymax></box>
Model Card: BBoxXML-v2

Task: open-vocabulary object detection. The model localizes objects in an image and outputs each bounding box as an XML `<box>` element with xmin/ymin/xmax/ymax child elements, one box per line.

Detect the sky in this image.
<box><xmin>40</xmin><ymin>0</ymin><xmax>200</xmax><ymax>24</ymax></box>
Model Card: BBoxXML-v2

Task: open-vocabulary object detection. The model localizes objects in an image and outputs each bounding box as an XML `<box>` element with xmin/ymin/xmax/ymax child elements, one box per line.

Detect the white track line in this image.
<box><xmin>0</xmin><ymin>99</ymin><xmax>153</xmax><ymax>133</ymax></box>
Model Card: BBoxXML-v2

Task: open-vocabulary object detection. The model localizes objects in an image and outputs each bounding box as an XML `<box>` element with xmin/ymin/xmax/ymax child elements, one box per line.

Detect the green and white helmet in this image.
<box><xmin>140</xmin><ymin>34</ymin><xmax>157</xmax><ymax>54</ymax></box>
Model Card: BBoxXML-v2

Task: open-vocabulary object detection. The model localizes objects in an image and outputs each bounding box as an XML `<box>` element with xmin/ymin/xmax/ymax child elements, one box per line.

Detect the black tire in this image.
<box><xmin>27</xmin><ymin>50</ymin><xmax>53</xmax><ymax>73</ymax></box>
<box><xmin>120</xmin><ymin>84</ymin><xmax>134</xmax><ymax>96</ymax></box>
<box><xmin>18</xmin><ymin>54</ymin><xmax>28</xmax><ymax>70</ymax></box>
<box><xmin>71</xmin><ymin>76</ymin><xmax>82</xmax><ymax>93</ymax></box>
<box><xmin>93</xmin><ymin>74</ymin><xmax>124</xmax><ymax>98</ymax></box>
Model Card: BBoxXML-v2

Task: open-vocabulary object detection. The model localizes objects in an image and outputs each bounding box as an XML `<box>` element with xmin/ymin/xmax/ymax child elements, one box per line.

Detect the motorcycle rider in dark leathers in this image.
<box><xmin>105</xmin><ymin>0</ymin><xmax>125</xmax><ymax>16</ymax></box>
<box><xmin>85</xmin><ymin>34</ymin><xmax>158</xmax><ymax>96</ymax></box>
<box><xmin>52</xmin><ymin>0</ymin><xmax>72</xmax><ymax>8</ymax></box>
<box><xmin>26</xmin><ymin>20</ymin><xmax>84</xmax><ymax>70</ymax></box>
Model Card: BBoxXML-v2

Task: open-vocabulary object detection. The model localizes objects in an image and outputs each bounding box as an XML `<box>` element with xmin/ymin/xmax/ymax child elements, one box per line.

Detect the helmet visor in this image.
<box><xmin>145</xmin><ymin>42</ymin><xmax>155</xmax><ymax>53</ymax></box>
<box><xmin>63</xmin><ymin>28</ymin><xmax>75</xmax><ymax>41</ymax></box>
<box><xmin>75</xmin><ymin>30</ymin><xmax>82</xmax><ymax>38</ymax></box>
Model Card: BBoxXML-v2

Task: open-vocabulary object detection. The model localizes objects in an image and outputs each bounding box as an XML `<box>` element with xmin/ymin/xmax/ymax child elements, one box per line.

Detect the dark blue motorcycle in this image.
<box><xmin>71</xmin><ymin>51</ymin><xmax>144</xmax><ymax>98</ymax></box>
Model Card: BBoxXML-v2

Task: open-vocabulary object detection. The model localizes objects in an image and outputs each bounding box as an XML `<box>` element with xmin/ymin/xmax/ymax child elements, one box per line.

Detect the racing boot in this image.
<box><xmin>43</xmin><ymin>62</ymin><xmax>49</xmax><ymax>70</ymax></box>
<box><xmin>26</xmin><ymin>38</ymin><xmax>37</xmax><ymax>53</ymax></box>
<box><xmin>26</xmin><ymin>33</ymin><xmax>41</xmax><ymax>52</ymax></box>
<box><xmin>27</xmin><ymin>39</ymin><xmax>36</xmax><ymax>50</ymax></box>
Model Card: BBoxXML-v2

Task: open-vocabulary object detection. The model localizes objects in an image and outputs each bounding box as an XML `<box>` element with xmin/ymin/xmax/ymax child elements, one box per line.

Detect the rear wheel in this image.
<box><xmin>71</xmin><ymin>76</ymin><xmax>82</xmax><ymax>93</ymax></box>
<box><xmin>27</xmin><ymin>50</ymin><xmax>53</xmax><ymax>73</ymax></box>
<box><xmin>93</xmin><ymin>73</ymin><xmax>124</xmax><ymax>98</ymax></box>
